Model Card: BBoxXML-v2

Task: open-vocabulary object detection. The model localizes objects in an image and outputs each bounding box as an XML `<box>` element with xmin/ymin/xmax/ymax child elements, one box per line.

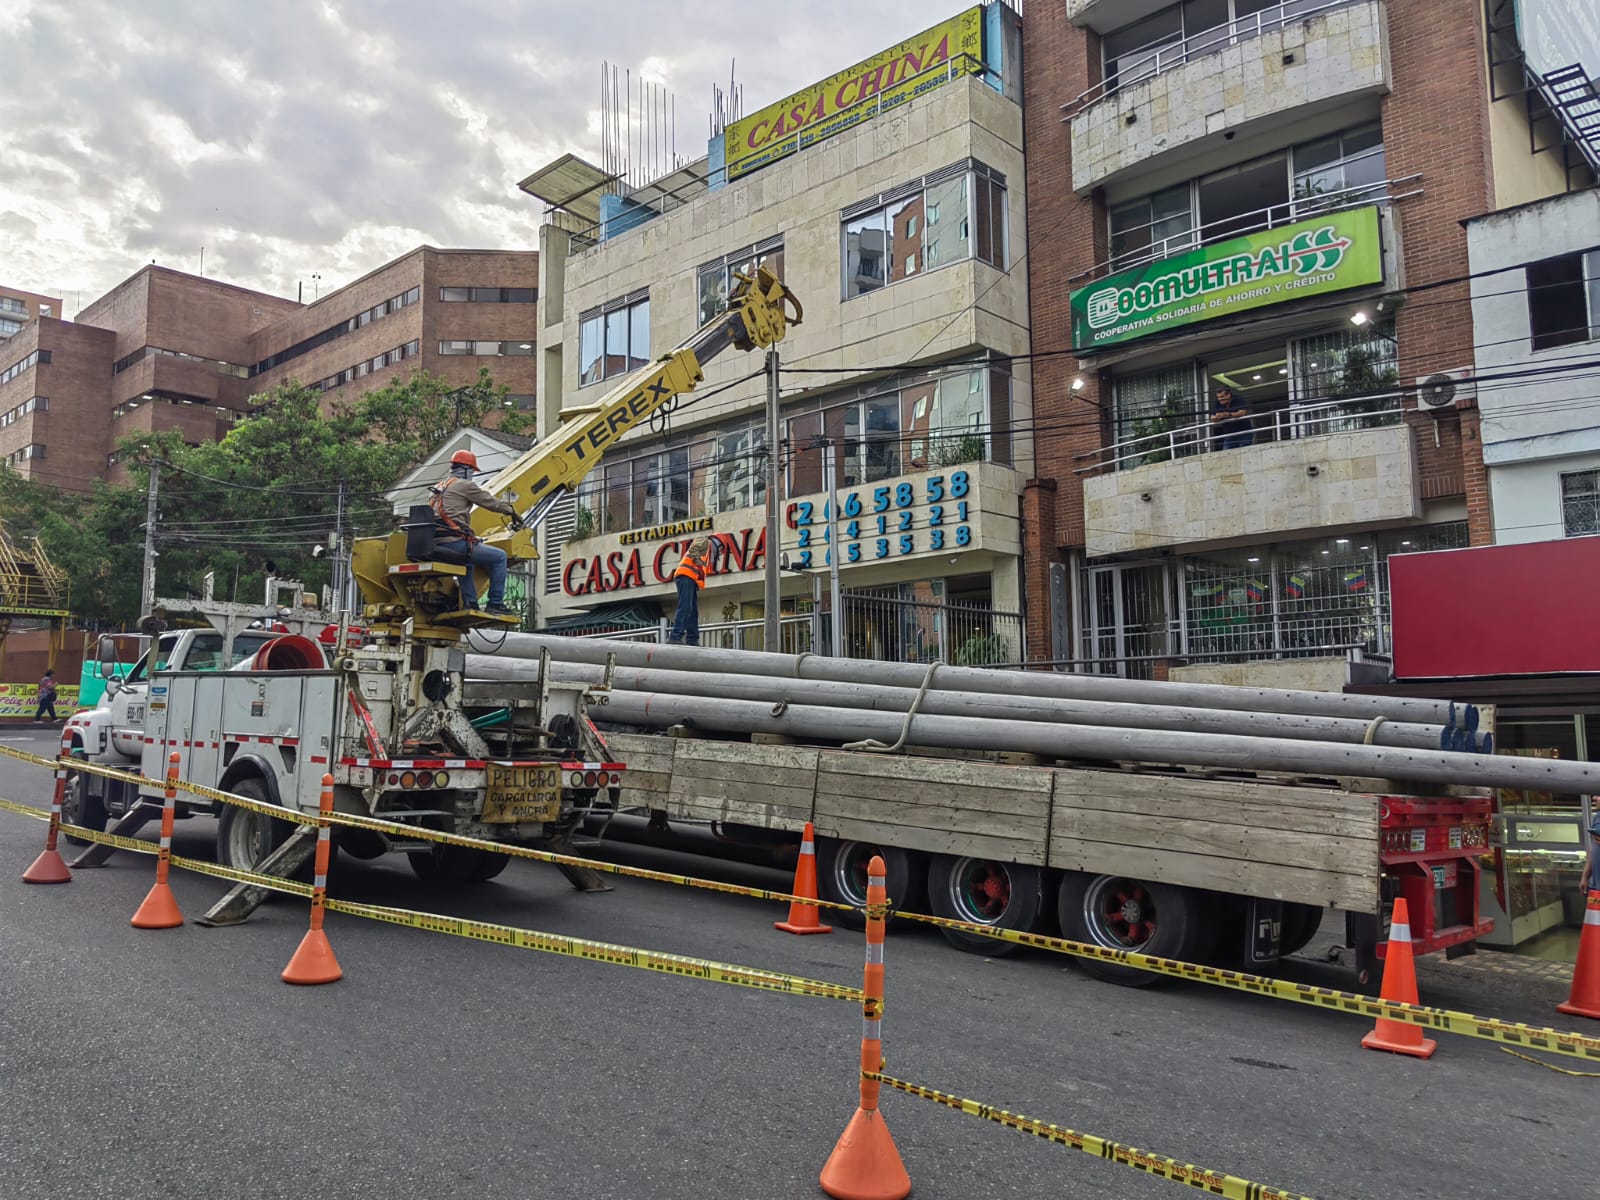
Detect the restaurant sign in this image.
<box><xmin>723</xmin><ymin>7</ymin><xmax>984</xmax><ymax>182</ymax></box>
<box><xmin>1070</xmin><ymin>206</ymin><xmax>1385</xmax><ymax>352</ymax></box>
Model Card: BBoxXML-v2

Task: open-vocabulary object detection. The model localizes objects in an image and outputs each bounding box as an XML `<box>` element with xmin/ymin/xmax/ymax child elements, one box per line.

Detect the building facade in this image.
<box><xmin>0</xmin><ymin>249</ymin><xmax>537</xmax><ymax>493</ymax></box>
<box><xmin>527</xmin><ymin>5</ymin><xmax>1033</xmax><ymax>658</ymax></box>
<box><xmin>1021</xmin><ymin>0</ymin><xmax>1594</xmax><ymax>687</ymax></box>
<box><xmin>0</xmin><ymin>284</ymin><xmax>62</xmax><ymax>342</ymax></box>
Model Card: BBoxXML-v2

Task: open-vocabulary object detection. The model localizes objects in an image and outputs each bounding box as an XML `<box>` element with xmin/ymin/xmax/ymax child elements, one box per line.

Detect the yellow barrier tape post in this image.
<box><xmin>129</xmin><ymin>752</ymin><xmax>184</xmax><ymax>929</ymax></box>
<box><xmin>895</xmin><ymin>911</ymin><xmax>1600</xmax><ymax>1065</ymax></box>
<box><xmin>869</xmin><ymin>1072</ymin><xmax>1316</xmax><ymax>1200</ymax></box>
<box><xmin>21</xmin><ymin>730</ymin><xmax>74</xmax><ymax>885</ymax></box>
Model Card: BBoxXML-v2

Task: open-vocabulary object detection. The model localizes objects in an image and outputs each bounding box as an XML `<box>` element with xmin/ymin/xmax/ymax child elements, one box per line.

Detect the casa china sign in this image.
<box><xmin>563</xmin><ymin>529</ymin><xmax>768</xmax><ymax>597</ymax></box>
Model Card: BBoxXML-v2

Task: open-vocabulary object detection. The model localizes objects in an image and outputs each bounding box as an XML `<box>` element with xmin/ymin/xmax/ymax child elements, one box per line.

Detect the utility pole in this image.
<box><xmin>821</xmin><ymin>438</ymin><xmax>843</xmax><ymax>658</ymax></box>
<box><xmin>762</xmin><ymin>348</ymin><xmax>782</xmax><ymax>650</ymax></box>
<box><xmin>332</xmin><ymin>481</ymin><xmax>347</xmax><ymax>615</ymax></box>
<box><xmin>140</xmin><ymin>461</ymin><xmax>159</xmax><ymax>617</ymax></box>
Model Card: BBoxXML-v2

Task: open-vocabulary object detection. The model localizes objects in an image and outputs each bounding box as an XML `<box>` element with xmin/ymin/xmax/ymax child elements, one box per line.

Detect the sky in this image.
<box><xmin>0</xmin><ymin>0</ymin><xmax>949</xmax><ymax>316</ymax></box>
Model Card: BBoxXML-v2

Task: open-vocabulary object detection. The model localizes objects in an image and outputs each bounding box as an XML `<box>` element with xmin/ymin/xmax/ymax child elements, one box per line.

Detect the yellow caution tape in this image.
<box><xmin>1497</xmin><ymin>1047</ymin><xmax>1600</xmax><ymax>1078</ymax></box>
<box><xmin>0</xmin><ymin>795</ymin><xmax>51</xmax><ymax>822</ymax></box>
<box><xmin>895</xmin><ymin>910</ymin><xmax>1600</xmax><ymax>1064</ymax></box>
<box><xmin>168</xmin><ymin>854</ymin><xmax>314</xmax><ymax>898</ymax></box>
<box><xmin>869</xmin><ymin>1071</ymin><xmax>1314</xmax><ymax>1200</ymax></box>
<box><xmin>322</xmin><ymin>896</ymin><xmax>863</xmax><ymax>1002</ymax></box>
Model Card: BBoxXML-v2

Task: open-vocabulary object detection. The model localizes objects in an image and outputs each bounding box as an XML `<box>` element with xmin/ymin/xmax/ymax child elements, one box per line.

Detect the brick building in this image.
<box><xmin>0</xmin><ymin>249</ymin><xmax>537</xmax><ymax>492</ymax></box>
<box><xmin>1021</xmin><ymin>0</ymin><xmax>1596</xmax><ymax>686</ymax></box>
<box><xmin>0</xmin><ymin>284</ymin><xmax>62</xmax><ymax>342</ymax></box>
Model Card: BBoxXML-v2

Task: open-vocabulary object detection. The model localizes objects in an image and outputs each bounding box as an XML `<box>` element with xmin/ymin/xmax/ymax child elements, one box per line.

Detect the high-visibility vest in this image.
<box><xmin>673</xmin><ymin>549</ymin><xmax>708</xmax><ymax>589</ymax></box>
<box><xmin>430</xmin><ymin>476</ymin><xmax>475</xmax><ymax>544</ymax></box>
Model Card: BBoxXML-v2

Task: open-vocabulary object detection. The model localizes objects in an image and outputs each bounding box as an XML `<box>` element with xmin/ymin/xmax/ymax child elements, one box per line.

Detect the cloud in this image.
<box><xmin>0</xmin><ymin>0</ymin><xmax>949</xmax><ymax>314</ymax></box>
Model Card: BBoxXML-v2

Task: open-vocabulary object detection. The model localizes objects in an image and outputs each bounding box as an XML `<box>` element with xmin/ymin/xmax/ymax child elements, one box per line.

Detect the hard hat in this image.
<box><xmin>450</xmin><ymin>449</ymin><xmax>479</xmax><ymax>470</ymax></box>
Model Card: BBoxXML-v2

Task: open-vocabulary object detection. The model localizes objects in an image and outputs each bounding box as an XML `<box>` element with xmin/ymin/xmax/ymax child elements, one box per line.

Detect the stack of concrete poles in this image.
<box><xmin>464</xmin><ymin>633</ymin><xmax>1600</xmax><ymax>796</ymax></box>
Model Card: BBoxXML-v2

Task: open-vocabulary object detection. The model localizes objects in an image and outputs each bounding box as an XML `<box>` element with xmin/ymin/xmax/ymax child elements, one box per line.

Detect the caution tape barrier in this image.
<box><xmin>0</xmin><ymin>741</ymin><xmax>854</xmax><ymax>914</ymax></box>
<box><xmin>322</xmin><ymin>896</ymin><xmax>862</xmax><ymax>1001</ymax></box>
<box><xmin>8</xmin><ymin>746</ymin><xmax>1597</xmax><ymax>1066</ymax></box>
<box><xmin>892</xmin><ymin>909</ymin><xmax>1600</xmax><ymax>1065</ymax></box>
<box><xmin>869</xmin><ymin>1070</ymin><xmax>1313</xmax><ymax>1200</ymax></box>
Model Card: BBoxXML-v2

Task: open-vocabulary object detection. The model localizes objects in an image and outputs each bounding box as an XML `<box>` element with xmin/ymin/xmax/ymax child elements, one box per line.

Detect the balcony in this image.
<box><xmin>1079</xmin><ymin>395</ymin><xmax>1420</xmax><ymax>557</ymax></box>
<box><xmin>1065</xmin><ymin>0</ymin><xmax>1390</xmax><ymax>193</ymax></box>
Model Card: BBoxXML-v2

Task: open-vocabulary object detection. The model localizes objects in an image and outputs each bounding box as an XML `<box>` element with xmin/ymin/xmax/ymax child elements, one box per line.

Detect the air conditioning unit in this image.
<box><xmin>1414</xmin><ymin>369</ymin><xmax>1474</xmax><ymax>410</ymax></box>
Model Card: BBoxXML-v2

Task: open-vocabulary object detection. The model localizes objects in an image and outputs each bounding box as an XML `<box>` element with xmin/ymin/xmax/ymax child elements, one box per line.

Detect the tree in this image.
<box><xmin>355</xmin><ymin>367</ymin><xmax>535</xmax><ymax>462</ymax></box>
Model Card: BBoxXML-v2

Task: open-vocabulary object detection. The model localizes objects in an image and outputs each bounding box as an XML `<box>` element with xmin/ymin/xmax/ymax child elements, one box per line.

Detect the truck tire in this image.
<box><xmin>1279</xmin><ymin>903</ymin><xmax>1324</xmax><ymax>957</ymax></box>
<box><xmin>216</xmin><ymin>777</ymin><xmax>293</xmax><ymax>872</ymax></box>
<box><xmin>927</xmin><ymin>854</ymin><xmax>1043</xmax><ymax>956</ymax></box>
<box><xmin>407</xmin><ymin>845</ymin><xmax>504</xmax><ymax>884</ymax></box>
<box><xmin>1057</xmin><ymin>872</ymin><xmax>1206</xmax><ymax>987</ymax></box>
<box><xmin>61</xmin><ymin>765</ymin><xmax>108</xmax><ymax>847</ymax></box>
<box><xmin>816</xmin><ymin>839</ymin><xmax>927</xmax><ymax>929</ymax></box>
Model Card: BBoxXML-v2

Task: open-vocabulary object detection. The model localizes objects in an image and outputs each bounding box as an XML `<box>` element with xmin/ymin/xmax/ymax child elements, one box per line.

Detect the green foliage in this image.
<box><xmin>1129</xmin><ymin>386</ymin><xmax>1192</xmax><ymax>466</ymax></box>
<box><xmin>8</xmin><ymin>367</ymin><xmax>532</xmax><ymax>626</ymax></box>
<box><xmin>931</xmin><ymin>434</ymin><xmax>987</xmax><ymax>468</ymax></box>
<box><xmin>952</xmin><ymin>631</ymin><xmax>1011</xmax><ymax>666</ymax></box>
<box><xmin>572</xmin><ymin>506</ymin><xmax>597</xmax><ymax>540</ymax></box>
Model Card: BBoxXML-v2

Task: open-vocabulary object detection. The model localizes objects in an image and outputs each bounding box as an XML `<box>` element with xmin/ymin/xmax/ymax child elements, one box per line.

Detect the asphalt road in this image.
<box><xmin>0</xmin><ymin>723</ymin><xmax>1592</xmax><ymax>1200</ymax></box>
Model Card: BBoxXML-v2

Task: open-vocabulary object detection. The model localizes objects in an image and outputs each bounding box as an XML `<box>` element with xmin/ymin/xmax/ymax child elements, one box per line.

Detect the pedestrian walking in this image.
<box><xmin>33</xmin><ymin>669</ymin><xmax>58</xmax><ymax>723</ymax></box>
<box><xmin>667</xmin><ymin>535</ymin><xmax>714</xmax><ymax>646</ymax></box>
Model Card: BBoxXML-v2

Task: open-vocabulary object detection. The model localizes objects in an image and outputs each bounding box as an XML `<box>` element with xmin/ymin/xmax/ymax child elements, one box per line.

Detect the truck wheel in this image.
<box><xmin>1057</xmin><ymin>872</ymin><xmax>1203</xmax><ymax>987</ymax></box>
<box><xmin>927</xmin><ymin>854</ymin><xmax>1043</xmax><ymax>956</ymax></box>
<box><xmin>61</xmin><ymin>767</ymin><xmax>107</xmax><ymax>847</ymax></box>
<box><xmin>1278</xmin><ymin>903</ymin><xmax>1324</xmax><ymax>957</ymax></box>
<box><xmin>216</xmin><ymin>778</ymin><xmax>293</xmax><ymax>871</ymax></box>
<box><xmin>815</xmin><ymin>840</ymin><xmax>927</xmax><ymax>929</ymax></box>
<box><xmin>407</xmin><ymin>845</ymin><xmax>502</xmax><ymax>884</ymax></box>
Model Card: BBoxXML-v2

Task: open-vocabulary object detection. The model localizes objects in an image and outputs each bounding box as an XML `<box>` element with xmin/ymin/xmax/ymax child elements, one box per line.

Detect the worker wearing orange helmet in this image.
<box><xmin>431</xmin><ymin>448</ymin><xmax>519</xmax><ymax>614</ymax></box>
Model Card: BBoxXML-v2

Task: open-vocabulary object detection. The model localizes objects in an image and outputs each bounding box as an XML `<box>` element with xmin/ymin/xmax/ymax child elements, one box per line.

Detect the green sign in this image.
<box><xmin>1070</xmin><ymin>206</ymin><xmax>1385</xmax><ymax>352</ymax></box>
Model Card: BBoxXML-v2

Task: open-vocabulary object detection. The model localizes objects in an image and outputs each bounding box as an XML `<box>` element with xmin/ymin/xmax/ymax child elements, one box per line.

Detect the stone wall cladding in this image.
<box><xmin>1069</xmin><ymin>1</ymin><xmax>1392</xmax><ymax>192</ymax></box>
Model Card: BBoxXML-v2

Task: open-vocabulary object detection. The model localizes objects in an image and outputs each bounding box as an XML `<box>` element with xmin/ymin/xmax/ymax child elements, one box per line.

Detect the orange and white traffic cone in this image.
<box><xmin>1361</xmin><ymin>896</ymin><xmax>1436</xmax><ymax>1058</ymax></box>
<box><xmin>282</xmin><ymin>773</ymin><xmax>342</xmax><ymax>985</ymax></box>
<box><xmin>820</xmin><ymin>854</ymin><xmax>910</xmax><ymax>1200</ymax></box>
<box><xmin>775</xmin><ymin>821</ymin><xmax>833</xmax><ymax>936</ymax></box>
<box><xmin>22</xmin><ymin>733</ymin><xmax>74</xmax><ymax>885</ymax></box>
<box><xmin>1557</xmin><ymin>890</ymin><xmax>1600</xmax><ymax>1021</ymax></box>
<box><xmin>131</xmin><ymin>752</ymin><xmax>184</xmax><ymax>929</ymax></box>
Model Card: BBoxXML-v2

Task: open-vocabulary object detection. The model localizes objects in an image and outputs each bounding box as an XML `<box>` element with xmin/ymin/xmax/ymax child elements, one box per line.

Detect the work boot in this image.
<box><xmin>484</xmin><ymin>603</ymin><xmax>514</xmax><ymax>616</ymax></box>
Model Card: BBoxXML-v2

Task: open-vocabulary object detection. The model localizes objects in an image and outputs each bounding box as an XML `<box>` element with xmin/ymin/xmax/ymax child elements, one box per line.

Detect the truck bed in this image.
<box><xmin>606</xmin><ymin>732</ymin><xmax>1380</xmax><ymax>911</ymax></box>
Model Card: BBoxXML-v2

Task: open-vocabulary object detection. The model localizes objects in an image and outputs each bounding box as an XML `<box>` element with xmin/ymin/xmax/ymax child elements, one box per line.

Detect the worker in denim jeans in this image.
<box><xmin>667</xmin><ymin>535</ymin><xmax>713</xmax><ymax>646</ymax></box>
<box><xmin>1210</xmin><ymin>385</ymin><xmax>1253</xmax><ymax>449</ymax></box>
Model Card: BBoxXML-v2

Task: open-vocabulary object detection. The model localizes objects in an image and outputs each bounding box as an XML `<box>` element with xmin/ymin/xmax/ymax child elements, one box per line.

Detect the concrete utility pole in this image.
<box><xmin>820</xmin><ymin>437</ymin><xmax>843</xmax><ymax>656</ymax></box>
<box><xmin>762</xmin><ymin>348</ymin><xmax>782</xmax><ymax>649</ymax></box>
<box><xmin>332</xmin><ymin>481</ymin><xmax>347</xmax><ymax>615</ymax></box>
<box><xmin>140</xmin><ymin>461</ymin><xmax>159</xmax><ymax>617</ymax></box>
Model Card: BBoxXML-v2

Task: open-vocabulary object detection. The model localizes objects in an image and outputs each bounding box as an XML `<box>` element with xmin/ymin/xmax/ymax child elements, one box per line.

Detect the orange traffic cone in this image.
<box><xmin>821</xmin><ymin>855</ymin><xmax>910</xmax><ymax>1200</ymax></box>
<box><xmin>1361</xmin><ymin>897</ymin><xmax>1436</xmax><ymax>1058</ymax></box>
<box><xmin>1557</xmin><ymin>890</ymin><xmax>1600</xmax><ymax>1021</ymax></box>
<box><xmin>283</xmin><ymin>774</ymin><xmax>342</xmax><ymax>985</ymax></box>
<box><xmin>24</xmin><ymin>737</ymin><xmax>74</xmax><ymax>885</ymax></box>
<box><xmin>776</xmin><ymin>822</ymin><xmax>832</xmax><ymax>935</ymax></box>
<box><xmin>132</xmin><ymin>753</ymin><xmax>184</xmax><ymax>929</ymax></box>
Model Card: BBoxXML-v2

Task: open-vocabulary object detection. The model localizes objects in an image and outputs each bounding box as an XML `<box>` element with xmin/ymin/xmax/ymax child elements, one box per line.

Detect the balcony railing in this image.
<box><xmin>1075</xmin><ymin>392</ymin><xmax>1405</xmax><ymax>474</ymax></box>
<box><xmin>1062</xmin><ymin>0</ymin><xmax>1366</xmax><ymax>117</ymax></box>
<box><xmin>1075</xmin><ymin>173</ymin><xmax>1418</xmax><ymax>285</ymax></box>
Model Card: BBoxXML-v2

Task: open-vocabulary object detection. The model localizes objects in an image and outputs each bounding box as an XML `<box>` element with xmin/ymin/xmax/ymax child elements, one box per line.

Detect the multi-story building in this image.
<box><xmin>524</xmin><ymin>4</ymin><xmax>1031</xmax><ymax>656</ymax></box>
<box><xmin>0</xmin><ymin>249</ymin><xmax>537</xmax><ymax>492</ymax></box>
<box><xmin>0</xmin><ymin>284</ymin><xmax>61</xmax><ymax>342</ymax></box>
<box><xmin>1021</xmin><ymin>0</ymin><xmax>1596</xmax><ymax>689</ymax></box>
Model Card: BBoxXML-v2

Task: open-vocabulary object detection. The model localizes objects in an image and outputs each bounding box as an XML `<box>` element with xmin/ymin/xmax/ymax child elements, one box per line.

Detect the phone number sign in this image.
<box><xmin>786</xmin><ymin>469</ymin><xmax>977</xmax><ymax>569</ymax></box>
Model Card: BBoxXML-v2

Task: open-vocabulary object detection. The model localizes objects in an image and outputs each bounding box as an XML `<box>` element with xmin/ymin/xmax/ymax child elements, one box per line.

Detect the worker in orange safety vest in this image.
<box><xmin>667</xmin><ymin>535</ymin><xmax>713</xmax><ymax>646</ymax></box>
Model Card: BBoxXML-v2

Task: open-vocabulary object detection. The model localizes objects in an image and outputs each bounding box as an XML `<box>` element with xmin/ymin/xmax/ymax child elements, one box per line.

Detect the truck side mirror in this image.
<box><xmin>98</xmin><ymin>635</ymin><xmax>117</xmax><ymax>673</ymax></box>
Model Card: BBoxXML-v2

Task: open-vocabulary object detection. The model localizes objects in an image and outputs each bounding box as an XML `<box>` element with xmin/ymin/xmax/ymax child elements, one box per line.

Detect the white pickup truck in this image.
<box><xmin>63</xmin><ymin>597</ymin><xmax>622</xmax><ymax>889</ymax></box>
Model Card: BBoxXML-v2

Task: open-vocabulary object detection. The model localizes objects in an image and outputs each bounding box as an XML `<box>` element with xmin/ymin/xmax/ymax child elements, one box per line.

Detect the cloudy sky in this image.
<box><xmin>0</xmin><ymin>0</ymin><xmax>945</xmax><ymax>316</ymax></box>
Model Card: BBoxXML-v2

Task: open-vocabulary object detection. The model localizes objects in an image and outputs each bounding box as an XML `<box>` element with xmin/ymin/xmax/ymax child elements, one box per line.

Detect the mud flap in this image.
<box><xmin>195</xmin><ymin>825</ymin><xmax>318</xmax><ymax>926</ymax></box>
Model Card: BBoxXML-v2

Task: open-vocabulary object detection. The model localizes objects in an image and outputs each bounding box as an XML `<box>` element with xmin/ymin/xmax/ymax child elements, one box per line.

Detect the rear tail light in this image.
<box><xmin>417</xmin><ymin>770</ymin><xmax>434</xmax><ymax>788</ymax></box>
<box><xmin>569</xmin><ymin>771</ymin><xmax>584</xmax><ymax>787</ymax></box>
<box><xmin>388</xmin><ymin>773</ymin><xmax>400</xmax><ymax>786</ymax></box>
<box><xmin>400</xmin><ymin>771</ymin><xmax>416</xmax><ymax>788</ymax></box>
<box><xmin>583</xmin><ymin>770</ymin><xmax>597</xmax><ymax>786</ymax></box>
<box><xmin>434</xmin><ymin>771</ymin><xmax>449</xmax><ymax>789</ymax></box>
<box><xmin>609</xmin><ymin>773</ymin><xmax>621</xmax><ymax>785</ymax></box>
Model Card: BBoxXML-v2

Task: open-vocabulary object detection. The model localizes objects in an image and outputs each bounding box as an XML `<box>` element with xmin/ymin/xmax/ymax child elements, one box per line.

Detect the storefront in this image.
<box><xmin>1362</xmin><ymin>538</ymin><xmax>1600</xmax><ymax>961</ymax></box>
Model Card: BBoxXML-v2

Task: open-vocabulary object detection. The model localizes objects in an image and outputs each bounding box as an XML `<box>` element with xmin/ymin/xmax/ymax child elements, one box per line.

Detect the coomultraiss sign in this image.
<box><xmin>1070</xmin><ymin>206</ymin><xmax>1385</xmax><ymax>353</ymax></box>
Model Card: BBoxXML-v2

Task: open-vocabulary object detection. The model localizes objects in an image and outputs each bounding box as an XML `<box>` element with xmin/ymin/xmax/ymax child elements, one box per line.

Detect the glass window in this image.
<box><xmin>1198</xmin><ymin>151</ymin><xmax>1289</xmax><ymax>241</ymax></box>
<box><xmin>504</xmin><ymin>341</ymin><xmax>534</xmax><ymax>356</ymax></box>
<box><xmin>604</xmin><ymin>309</ymin><xmax>628</xmax><ymax>379</ymax></box>
<box><xmin>1527</xmin><ymin>252</ymin><xmax>1596</xmax><ymax>352</ymax></box>
<box><xmin>628</xmin><ymin>298</ymin><xmax>650</xmax><ymax>370</ymax></box>
<box><xmin>974</xmin><ymin>175</ymin><xmax>1007</xmax><ymax>267</ymax></box>
<box><xmin>1562</xmin><ymin>470</ymin><xmax>1600</xmax><ymax>538</ymax></box>
<box><xmin>1110</xmin><ymin>183</ymin><xmax>1194</xmax><ymax>265</ymax></box>
<box><xmin>843</xmin><ymin>210</ymin><xmax>889</xmax><ymax>298</ymax></box>
<box><xmin>579</xmin><ymin>314</ymin><xmax>604</xmax><ymax>385</ymax></box>
<box><xmin>1293</xmin><ymin>123</ymin><xmax>1385</xmax><ymax>209</ymax></box>
<box><xmin>1114</xmin><ymin>363</ymin><xmax>1199</xmax><ymax>465</ymax></box>
<box><xmin>699</xmin><ymin>264</ymin><xmax>729</xmax><ymax>326</ymax></box>
<box><xmin>644</xmin><ymin>448</ymin><xmax>690</xmax><ymax>524</ymax></box>
<box><xmin>1103</xmin><ymin>5</ymin><xmax>1184</xmax><ymax>89</ymax></box>
<box><xmin>923</xmin><ymin>175</ymin><xmax>970</xmax><ymax>269</ymax></box>
<box><xmin>470</xmin><ymin>288</ymin><xmax>499</xmax><ymax>302</ymax></box>
<box><xmin>1294</xmin><ymin>319</ymin><xmax>1398</xmax><ymax>404</ymax></box>
<box><xmin>439</xmin><ymin>340</ymin><xmax>472</xmax><ymax>355</ymax></box>
<box><xmin>711</xmin><ymin>424</ymin><xmax>766</xmax><ymax>514</ymax></box>
<box><xmin>440</xmin><ymin>287</ymin><xmax>470</xmax><ymax>301</ymax></box>
<box><xmin>506</xmin><ymin>287</ymin><xmax>535</xmax><ymax>303</ymax></box>
<box><xmin>888</xmin><ymin>196</ymin><xmax>925</xmax><ymax>283</ymax></box>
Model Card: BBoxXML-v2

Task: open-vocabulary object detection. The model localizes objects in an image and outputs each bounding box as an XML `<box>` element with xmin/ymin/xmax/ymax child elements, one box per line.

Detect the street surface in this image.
<box><xmin>0</xmin><ymin>723</ymin><xmax>1591</xmax><ymax>1200</ymax></box>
